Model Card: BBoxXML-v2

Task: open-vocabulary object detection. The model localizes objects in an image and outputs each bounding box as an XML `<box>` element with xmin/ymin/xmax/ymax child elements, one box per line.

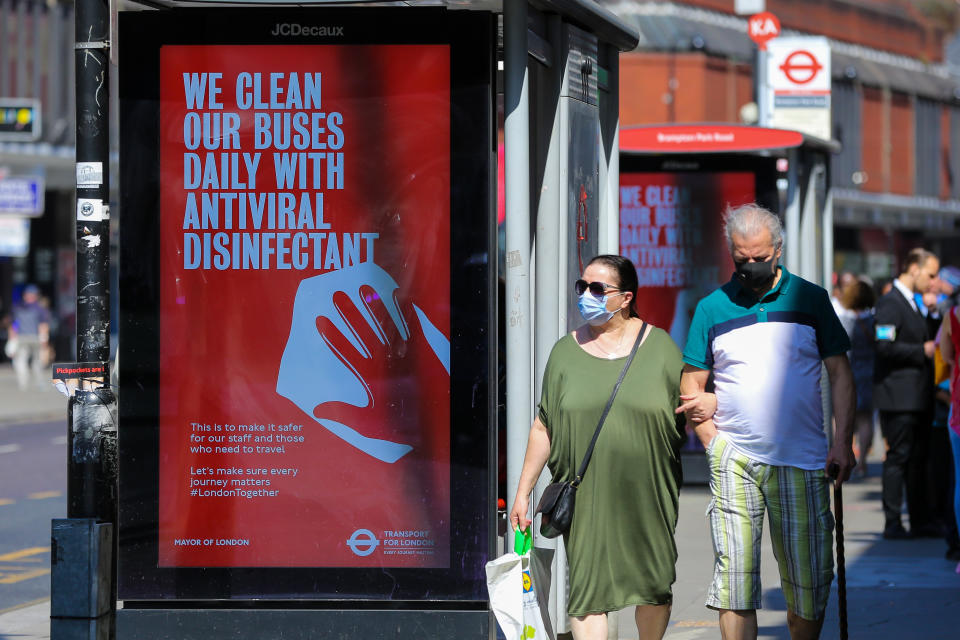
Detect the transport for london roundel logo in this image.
<box><xmin>346</xmin><ymin>529</ymin><xmax>380</xmax><ymax>557</ymax></box>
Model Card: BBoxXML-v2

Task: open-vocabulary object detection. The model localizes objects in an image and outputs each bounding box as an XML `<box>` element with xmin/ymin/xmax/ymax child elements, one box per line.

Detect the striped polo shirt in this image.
<box><xmin>682</xmin><ymin>267</ymin><xmax>850</xmax><ymax>470</ymax></box>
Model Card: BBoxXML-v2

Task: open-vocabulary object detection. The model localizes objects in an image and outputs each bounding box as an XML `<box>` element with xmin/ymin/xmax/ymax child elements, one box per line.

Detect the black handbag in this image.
<box><xmin>536</xmin><ymin>321</ymin><xmax>648</xmax><ymax>539</ymax></box>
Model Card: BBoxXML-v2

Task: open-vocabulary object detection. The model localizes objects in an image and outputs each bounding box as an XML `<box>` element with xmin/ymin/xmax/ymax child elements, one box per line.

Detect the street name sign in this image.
<box><xmin>0</xmin><ymin>177</ymin><xmax>44</xmax><ymax>217</ymax></box>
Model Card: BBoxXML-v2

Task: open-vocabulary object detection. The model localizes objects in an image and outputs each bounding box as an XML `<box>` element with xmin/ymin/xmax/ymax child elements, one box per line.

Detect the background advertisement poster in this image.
<box><xmin>157</xmin><ymin>44</ymin><xmax>451</xmax><ymax>568</ymax></box>
<box><xmin>619</xmin><ymin>171</ymin><xmax>755</xmax><ymax>351</ymax></box>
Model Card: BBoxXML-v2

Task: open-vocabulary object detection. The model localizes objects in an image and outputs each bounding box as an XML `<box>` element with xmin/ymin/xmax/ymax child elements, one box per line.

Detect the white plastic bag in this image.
<box><xmin>3</xmin><ymin>337</ymin><xmax>17</xmax><ymax>359</ymax></box>
<box><xmin>485</xmin><ymin>529</ymin><xmax>554</xmax><ymax>640</ymax></box>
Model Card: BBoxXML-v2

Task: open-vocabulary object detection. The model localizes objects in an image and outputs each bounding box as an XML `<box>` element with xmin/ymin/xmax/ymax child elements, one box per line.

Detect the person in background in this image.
<box><xmin>837</xmin><ymin>278</ymin><xmax>876</xmax><ymax>478</ymax></box>
<box><xmin>915</xmin><ymin>269</ymin><xmax>956</xmax><ymax>542</ymax></box>
<box><xmin>874</xmin><ymin>248</ymin><xmax>940</xmax><ymax>539</ymax></box>
<box><xmin>936</xmin><ymin>267</ymin><xmax>960</xmax><ymax>561</ymax></box>
<box><xmin>0</xmin><ymin>308</ymin><xmax>10</xmax><ymax>363</ymax></box>
<box><xmin>679</xmin><ymin>204</ymin><xmax>855</xmax><ymax>640</ymax></box>
<box><xmin>937</xmin><ymin>300</ymin><xmax>960</xmax><ymax>571</ymax></box>
<box><xmin>876</xmin><ymin>278</ymin><xmax>894</xmax><ymax>298</ymax></box>
<box><xmin>10</xmin><ymin>284</ymin><xmax>51</xmax><ymax>390</ymax></box>
<box><xmin>38</xmin><ymin>294</ymin><xmax>57</xmax><ymax>368</ymax></box>
<box><xmin>831</xmin><ymin>271</ymin><xmax>856</xmax><ymax>317</ymax></box>
<box><xmin>930</xmin><ymin>371</ymin><xmax>958</xmax><ymax>558</ymax></box>
<box><xmin>936</xmin><ymin>266</ymin><xmax>960</xmax><ymax>316</ymax></box>
<box><xmin>916</xmin><ymin>275</ymin><xmax>944</xmax><ymax>335</ymax></box>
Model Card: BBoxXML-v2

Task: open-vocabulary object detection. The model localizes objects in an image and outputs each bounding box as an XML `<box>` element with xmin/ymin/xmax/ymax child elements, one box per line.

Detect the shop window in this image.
<box><xmin>915</xmin><ymin>98</ymin><xmax>940</xmax><ymax>197</ymax></box>
<box><xmin>831</xmin><ymin>82</ymin><xmax>860</xmax><ymax>189</ymax></box>
<box><xmin>952</xmin><ymin>107</ymin><xmax>960</xmax><ymax>199</ymax></box>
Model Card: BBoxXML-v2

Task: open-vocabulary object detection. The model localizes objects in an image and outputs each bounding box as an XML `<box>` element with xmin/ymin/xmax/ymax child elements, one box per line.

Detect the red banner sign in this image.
<box><xmin>620</xmin><ymin>125</ymin><xmax>804</xmax><ymax>154</ymax></box>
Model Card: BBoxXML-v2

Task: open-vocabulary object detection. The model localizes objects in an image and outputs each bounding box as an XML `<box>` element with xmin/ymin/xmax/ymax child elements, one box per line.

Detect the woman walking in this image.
<box><xmin>509</xmin><ymin>255</ymin><xmax>695</xmax><ymax>640</ymax></box>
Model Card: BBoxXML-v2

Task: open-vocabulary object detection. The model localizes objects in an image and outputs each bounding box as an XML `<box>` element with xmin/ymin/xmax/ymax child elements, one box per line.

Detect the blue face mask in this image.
<box><xmin>578</xmin><ymin>292</ymin><xmax>619</xmax><ymax>326</ymax></box>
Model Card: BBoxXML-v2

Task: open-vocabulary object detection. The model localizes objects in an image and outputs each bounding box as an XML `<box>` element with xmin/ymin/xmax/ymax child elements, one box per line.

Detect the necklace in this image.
<box><xmin>592</xmin><ymin>322</ymin><xmax>627</xmax><ymax>359</ymax></box>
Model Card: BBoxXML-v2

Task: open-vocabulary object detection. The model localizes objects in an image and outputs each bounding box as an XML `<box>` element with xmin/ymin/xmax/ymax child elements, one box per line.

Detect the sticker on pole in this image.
<box><xmin>51</xmin><ymin>361</ymin><xmax>109</xmax><ymax>397</ymax></box>
<box><xmin>77</xmin><ymin>162</ymin><xmax>104</xmax><ymax>188</ymax></box>
<box><xmin>77</xmin><ymin>198</ymin><xmax>106</xmax><ymax>221</ymax></box>
<box><xmin>747</xmin><ymin>12</ymin><xmax>780</xmax><ymax>51</ymax></box>
<box><xmin>52</xmin><ymin>362</ymin><xmax>109</xmax><ymax>380</ymax></box>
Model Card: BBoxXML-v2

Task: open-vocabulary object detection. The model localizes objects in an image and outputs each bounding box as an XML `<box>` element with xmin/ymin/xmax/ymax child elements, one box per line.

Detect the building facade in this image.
<box><xmin>606</xmin><ymin>0</ymin><xmax>960</xmax><ymax>281</ymax></box>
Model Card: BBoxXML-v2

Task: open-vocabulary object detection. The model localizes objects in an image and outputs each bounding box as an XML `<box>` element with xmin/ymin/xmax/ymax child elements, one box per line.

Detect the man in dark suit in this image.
<box><xmin>875</xmin><ymin>248</ymin><xmax>940</xmax><ymax>539</ymax></box>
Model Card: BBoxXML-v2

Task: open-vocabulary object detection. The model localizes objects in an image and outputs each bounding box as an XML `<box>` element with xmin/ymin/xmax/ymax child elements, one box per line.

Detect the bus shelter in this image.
<box><xmin>52</xmin><ymin>1</ymin><xmax>638</xmax><ymax>639</ymax></box>
<box><xmin>618</xmin><ymin>123</ymin><xmax>840</xmax><ymax>482</ymax></box>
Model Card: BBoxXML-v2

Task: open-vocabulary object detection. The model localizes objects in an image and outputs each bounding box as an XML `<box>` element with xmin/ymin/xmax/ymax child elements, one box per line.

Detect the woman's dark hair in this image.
<box><xmin>588</xmin><ymin>254</ymin><xmax>640</xmax><ymax>318</ymax></box>
<box><xmin>841</xmin><ymin>279</ymin><xmax>875</xmax><ymax>312</ymax></box>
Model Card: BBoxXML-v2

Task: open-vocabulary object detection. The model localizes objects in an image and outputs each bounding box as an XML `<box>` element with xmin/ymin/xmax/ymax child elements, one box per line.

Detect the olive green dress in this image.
<box><xmin>538</xmin><ymin>327</ymin><xmax>685</xmax><ymax>616</ymax></box>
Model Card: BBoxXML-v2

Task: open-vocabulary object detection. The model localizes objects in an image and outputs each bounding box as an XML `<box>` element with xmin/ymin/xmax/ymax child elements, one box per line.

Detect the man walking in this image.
<box><xmin>10</xmin><ymin>284</ymin><xmax>51</xmax><ymax>390</ymax></box>
<box><xmin>874</xmin><ymin>248</ymin><xmax>940</xmax><ymax>539</ymax></box>
<box><xmin>678</xmin><ymin>204</ymin><xmax>855</xmax><ymax>640</ymax></box>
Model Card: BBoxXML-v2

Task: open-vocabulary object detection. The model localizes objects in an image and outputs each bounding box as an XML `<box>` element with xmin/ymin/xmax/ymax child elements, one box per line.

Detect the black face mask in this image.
<box><xmin>735</xmin><ymin>256</ymin><xmax>776</xmax><ymax>290</ymax></box>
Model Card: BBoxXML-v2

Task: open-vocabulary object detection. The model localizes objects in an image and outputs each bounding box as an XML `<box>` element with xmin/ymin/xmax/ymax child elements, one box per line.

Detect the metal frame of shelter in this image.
<box><xmin>56</xmin><ymin>1</ymin><xmax>639</xmax><ymax>639</ymax></box>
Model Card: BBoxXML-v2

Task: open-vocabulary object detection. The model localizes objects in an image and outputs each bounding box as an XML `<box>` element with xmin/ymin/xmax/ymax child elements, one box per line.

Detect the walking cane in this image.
<box><xmin>828</xmin><ymin>464</ymin><xmax>848</xmax><ymax>640</ymax></box>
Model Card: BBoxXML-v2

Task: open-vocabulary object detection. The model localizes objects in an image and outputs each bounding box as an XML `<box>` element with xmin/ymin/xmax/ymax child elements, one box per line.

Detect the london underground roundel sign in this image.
<box><xmin>779</xmin><ymin>49</ymin><xmax>823</xmax><ymax>85</ymax></box>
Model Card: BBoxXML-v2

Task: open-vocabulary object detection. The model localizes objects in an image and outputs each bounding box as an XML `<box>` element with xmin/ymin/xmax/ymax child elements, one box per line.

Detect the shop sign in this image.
<box><xmin>0</xmin><ymin>99</ymin><xmax>40</xmax><ymax>141</ymax></box>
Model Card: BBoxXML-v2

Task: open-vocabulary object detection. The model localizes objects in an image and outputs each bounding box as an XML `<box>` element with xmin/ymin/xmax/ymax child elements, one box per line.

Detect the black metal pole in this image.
<box><xmin>70</xmin><ymin>0</ymin><xmax>115</xmax><ymax>524</ymax></box>
<box><xmin>828</xmin><ymin>464</ymin><xmax>848</xmax><ymax>640</ymax></box>
<box><xmin>52</xmin><ymin>1</ymin><xmax>118</xmax><ymax>636</ymax></box>
<box><xmin>71</xmin><ymin>0</ymin><xmax>118</xmax><ymax>596</ymax></box>
<box><xmin>834</xmin><ymin>481</ymin><xmax>848</xmax><ymax>640</ymax></box>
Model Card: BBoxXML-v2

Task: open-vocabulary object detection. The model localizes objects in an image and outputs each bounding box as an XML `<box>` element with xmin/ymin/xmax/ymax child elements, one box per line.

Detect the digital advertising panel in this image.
<box><xmin>118</xmin><ymin>9</ymin><xmax>494</xmax><ymax>602</ymax></box>
<box><xmin>621</xmin><ymin>171</ymin><xmax>753</xmax><ymax>344</ymax></box>
<box><xmin>619</xmin><ymin>154</ymin><xmax>779</xmax><ymax>452</ymax></box>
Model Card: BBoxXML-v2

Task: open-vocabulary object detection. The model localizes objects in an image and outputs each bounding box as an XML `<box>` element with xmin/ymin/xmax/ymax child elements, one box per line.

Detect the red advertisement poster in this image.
<box><xmin>157</xmin><ymin>44</ymin><xmax>451</xmax><ymax>568</ymax></box>
<box><xmin>620</xmin><ymin>172</ymin><xmax>755</xmax><ymax>348</ymax></box>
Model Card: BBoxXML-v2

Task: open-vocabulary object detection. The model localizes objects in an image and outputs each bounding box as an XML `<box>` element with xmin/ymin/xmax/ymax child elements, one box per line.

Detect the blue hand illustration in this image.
<box><xmin>277</xmin><ymin>261</ymin><xmax>449</xmax><ymax>463</ymax></box>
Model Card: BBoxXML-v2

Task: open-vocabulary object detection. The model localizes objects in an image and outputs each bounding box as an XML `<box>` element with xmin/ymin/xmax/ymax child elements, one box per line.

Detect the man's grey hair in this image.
<box><xmin>723</xmin><ymin>203</ymin><xmax>784</xmax><ymax>252</ymax></box>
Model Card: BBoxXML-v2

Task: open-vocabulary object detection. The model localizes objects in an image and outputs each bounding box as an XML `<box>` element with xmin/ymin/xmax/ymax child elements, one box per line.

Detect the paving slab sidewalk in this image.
<box><xmin>613</xmin><ymin>462</ymin><xmax>960</xmax><ymax>639</ymax></box>
<box><xmin>2</xmin><ymin>381</ymin><xmax>957</xmax><ymax>639</ymax></box>
<box><xmin>0</xmin><ymin>364</ymin><xmax>67</xmax><ymax>425</ymax></box>
<box><xmin>0</xmin><ymin>600</ymin><xmax>49</xmax><ymax>640</ymax></box>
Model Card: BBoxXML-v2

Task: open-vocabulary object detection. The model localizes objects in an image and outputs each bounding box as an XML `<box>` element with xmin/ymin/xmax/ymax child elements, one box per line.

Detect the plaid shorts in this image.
<box><xmin>705</xmin><ymin>433</ymin><xmax>834</xmax><ymax>620</ymax></box>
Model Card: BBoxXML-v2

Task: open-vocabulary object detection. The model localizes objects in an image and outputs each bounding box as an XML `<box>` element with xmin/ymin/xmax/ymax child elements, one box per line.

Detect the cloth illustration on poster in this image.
<box><xmin>277</xmin><ymin>261</ymin><xmax>449</xmax><ymax>463</ymax></box>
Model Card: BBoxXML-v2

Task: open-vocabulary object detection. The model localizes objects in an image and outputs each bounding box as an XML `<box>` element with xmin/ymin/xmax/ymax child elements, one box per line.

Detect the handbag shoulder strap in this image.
<box><xmin>572</xmin><ymin>320</ymin><xmax>648</xmax><ymax>487</ymax></box>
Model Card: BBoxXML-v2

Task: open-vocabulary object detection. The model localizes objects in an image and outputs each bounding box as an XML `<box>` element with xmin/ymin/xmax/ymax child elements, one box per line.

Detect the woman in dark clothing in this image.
<box><xmin>837</xmin><ymin>279</ymin><xmax>876</xmax><ymax>478</ymax></box>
